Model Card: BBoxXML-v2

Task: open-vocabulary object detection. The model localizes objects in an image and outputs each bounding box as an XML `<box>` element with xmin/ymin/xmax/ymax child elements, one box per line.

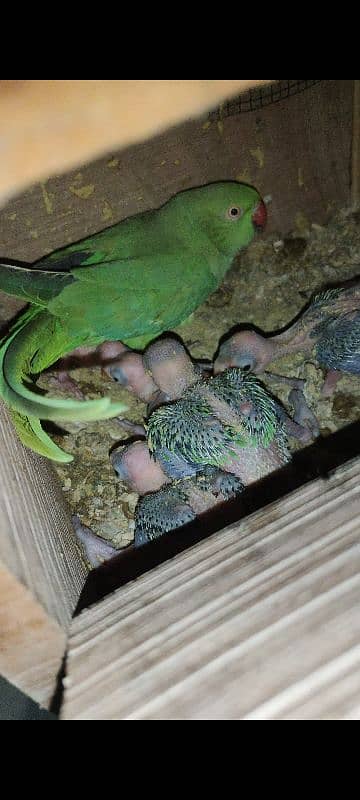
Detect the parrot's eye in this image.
<box><xmin>227</xmin><ymin>206</ymin><xmax>243</xmax><ymax>220</ymax></box>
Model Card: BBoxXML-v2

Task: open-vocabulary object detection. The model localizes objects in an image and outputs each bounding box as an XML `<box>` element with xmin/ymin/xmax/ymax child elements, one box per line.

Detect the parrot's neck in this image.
<box><xmin>211</xmin><ymin>233</ymin><xmax>245</xmax><ymax>264</ymax></box>
<box><xmin>268</xmin><ymin>319</ymin><xmax>315</xmax><ymax>363</ymax></box>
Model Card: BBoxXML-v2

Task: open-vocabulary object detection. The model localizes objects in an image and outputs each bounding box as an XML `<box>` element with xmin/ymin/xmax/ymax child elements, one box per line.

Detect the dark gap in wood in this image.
<box><xmin>49</xmin><ymin>653</ymin><xmax>67</xmax><ymax>718</ymax></box>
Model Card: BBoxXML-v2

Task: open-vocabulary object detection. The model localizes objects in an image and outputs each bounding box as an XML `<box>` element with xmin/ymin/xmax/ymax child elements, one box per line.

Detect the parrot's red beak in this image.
<box><xmin>252</xmin><ymin>200</ymin><xmax>267</xmax><ymax>232</ymax></box>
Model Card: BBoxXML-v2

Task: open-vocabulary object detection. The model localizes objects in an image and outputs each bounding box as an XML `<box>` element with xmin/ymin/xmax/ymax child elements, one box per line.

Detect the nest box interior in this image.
<box><xmin>1</xmin><ymin>80</ymin><xmax>360</xmax><ymax>718</ymax></box>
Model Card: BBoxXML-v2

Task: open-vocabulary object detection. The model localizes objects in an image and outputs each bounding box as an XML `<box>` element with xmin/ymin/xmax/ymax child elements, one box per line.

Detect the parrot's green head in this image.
<box><xmin>176</xmin><ymin>181</ymin><xmax>266</xmax><ymax>260</ymax></box>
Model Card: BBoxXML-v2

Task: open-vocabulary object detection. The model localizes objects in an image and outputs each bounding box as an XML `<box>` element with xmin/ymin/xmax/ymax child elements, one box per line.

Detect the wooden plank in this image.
<box><xmin>351</xmin><ymin>80</ymin><xmax>360</xmax><ymax>209</ymax></box>
<box><xmin>0</xmin><ymin>80</ymin><xmax>271</xmax><ymax>206</ymax></box>
<box><xmin>62</xmin><ymin>456</ymin><xmax>360</xmax><ymax>720</ymax></box>
<box><xmin>0</xmin><ymin>401</ymin><xmax>87</xmax><ymax>706</ymax></box>
<box><xmin>0</xmin><ymin>563</ymin><xmax>66</xmax><ymax>709</ymax></box>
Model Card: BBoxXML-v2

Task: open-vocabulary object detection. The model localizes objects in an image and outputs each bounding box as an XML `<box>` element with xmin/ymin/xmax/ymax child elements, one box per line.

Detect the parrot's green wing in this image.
<box><xmin>0</xmin><ymin>228</ymin><xmax>123</xmax><ymax>305</ymax></box>
<box><xmin>0</xmin><ymin>261</ymin><xmax>74</xmax><ymax>305</ymax></box>
<box><xmin>48</xmin><ymin>252</ymin><xmax>221</xmax><ymax>342</ymax></box>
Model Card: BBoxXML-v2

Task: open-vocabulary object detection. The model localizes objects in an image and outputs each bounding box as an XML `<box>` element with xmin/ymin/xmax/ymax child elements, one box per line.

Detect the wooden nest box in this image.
<box><xmin>1</xmin><ymin>80</ymin><xmax>360</xmax><ymax>720</ymax></box>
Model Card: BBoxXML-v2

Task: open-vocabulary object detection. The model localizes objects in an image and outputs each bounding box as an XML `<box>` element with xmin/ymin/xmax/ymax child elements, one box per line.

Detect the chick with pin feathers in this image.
<box><xmin>113</xmin><ymin>334</ymin><xmax>313</xmax><ymax>475</ymax></box>
<box><xmin>111</xmin><ymin>440</ymin><xmax>243</xmax><ymax>547</ymax></box>
<box><xmin>75</xmin><ymin>336</ymin><xmax>313</xmax><ymax>557</ymax></box>
<box><xmin>134</xmin><ymin>469</ymin><xmax>244</xmax><ymax>546</ymax></box>
<box><xmin>147</xmin><ymin>368</ymin><xmax>291</xmax><ymax>482</ymax></box>
<box><xmin>214</xmin><ymin>285</ymin><xmax>360</xmax><ymax>396</ymax></box>
<box><xmin>75</xmin><ymin>440</ymin><xmax>243</xmax><ymax>564</ymax></box>
<box><xmin>131</xmin><ymin>337</ymin><xmax>316</xmax><ymax>545</ymax></box>
<box><xmin>144</xmin><ymin>335</ymin><xmax>316</xmax><ymax>487</ymax></box>
<box><xmin>115</xmin><ymin>334</ymin><xmax>306</xmax><ymax>437</ymax></box>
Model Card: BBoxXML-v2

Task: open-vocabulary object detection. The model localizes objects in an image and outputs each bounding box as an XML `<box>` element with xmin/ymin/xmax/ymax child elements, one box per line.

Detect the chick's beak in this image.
<box><xmin>213</xmin><ymin>355</ymin><xmax>228</xmax><ymax>374</ymax></box>
<box><xmin>252</xmin><ymin>200</ymin><xmax>267</xmax><ymax>231</ymax></box>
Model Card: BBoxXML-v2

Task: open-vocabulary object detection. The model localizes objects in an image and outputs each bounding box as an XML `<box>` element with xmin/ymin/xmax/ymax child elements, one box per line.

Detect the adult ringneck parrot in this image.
<box><xmin>0</xmin><ymin>181</ymin><xmax>266</xmax><ymax>462</ymax></box>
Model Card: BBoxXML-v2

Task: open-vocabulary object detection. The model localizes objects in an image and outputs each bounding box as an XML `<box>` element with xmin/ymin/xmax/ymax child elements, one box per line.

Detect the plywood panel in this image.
<box><xmin>62</xmin><ymin>455</ymin><xmax>360</xmax><ymax>720</ymax></box>
<box><xmin>0</xmin><ymin>402</ymin><xmax>87</xmax><ymax>706</ymax></box>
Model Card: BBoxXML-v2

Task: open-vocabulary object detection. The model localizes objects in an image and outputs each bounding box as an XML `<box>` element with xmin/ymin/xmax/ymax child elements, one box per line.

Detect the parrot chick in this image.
<box><xmin>214</xmin><ymin>285</ymin><xmax>360</xmax><ymax>396</ymax></box>
<box><xmin>143</xmin><ymin>336</ymin><xmax>202</xmax><ymax>401</ymax></box>
<box><xmin>106</xmin><ymin>351</ymin><xmax>159</xmax><ymax>403</ymax></box>
<box><xmin>109</xmin><ymin>439</ymin><xmax>243</xmax><ymax>548</ymax></box>
<box><xmin>114</xmin><ymin>336</ymin><xmax>205</xmax><ymax>436</ymax></box>
<box><xmin>147</xmin><ymin>368</ymin><xmax>293</xmax><ymax>486</ymax></box>
<box><xmin>73</xmin><ymin>442</ymin><xmax>169</xmax><ymax>568</ymax></box>
<box><xmin>112</xmin><ymin>336</ymin><xmax>204</xmax><ymax>414</ymax></box>
<box><xmin>134</xmin><ymin>468</ymin><xmax>244</xmax><ymax>546</ymax></box>
<box><xmin>110</xmin><ymin>440</ymin><xmax>169</xmax><ymax>494</ymax></box>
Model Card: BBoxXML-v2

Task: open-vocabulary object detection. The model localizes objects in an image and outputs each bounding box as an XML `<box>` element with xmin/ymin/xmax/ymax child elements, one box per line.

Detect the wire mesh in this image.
<box><xmin>209</xmin><ymin>80</ymin><xmax>323</xmax><ymax>119</ymax></box>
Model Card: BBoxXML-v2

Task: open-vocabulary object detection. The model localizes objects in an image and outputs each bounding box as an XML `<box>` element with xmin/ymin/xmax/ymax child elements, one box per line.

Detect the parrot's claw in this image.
<box><xmin>116</xmin><ymin>418</ymin><xmax>146</xmax><ymax>437</ymax></box>
<box><xmin>72</xmin><ymin>515</ymin><xmax>119</xmax><ymax>569</ymax></box>
<box><xmin>197</xmin><ymin>467</ymin><xmax>244</xmax><ymax>498</ymax></box>
<box><xmin>289</xmin><ymin>388</ymin><xmax>320</xmax><ymax>439</ymax></box>
<box><xmin>264</xmin><ymin>371</ymin><xmax>306</xmax><ymax>390</ymax></box>
<box><xmin>48</xmin><ymin>370</ymin><xmax>86</xmax><ymax>399</ymax></box>
<box><xmin>322</xmin><ymin>369</ymin><xmax>341</xmax><ymax>397</ymax></box>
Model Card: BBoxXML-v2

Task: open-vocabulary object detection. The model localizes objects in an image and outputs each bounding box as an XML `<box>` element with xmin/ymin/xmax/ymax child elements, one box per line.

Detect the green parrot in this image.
<box><xmin>0</xmin><ymin>181</ymin><xmax>266</xmax><ymax>462</ymax></box>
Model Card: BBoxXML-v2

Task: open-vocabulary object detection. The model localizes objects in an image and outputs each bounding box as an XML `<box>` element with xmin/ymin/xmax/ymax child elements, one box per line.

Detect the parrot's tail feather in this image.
<box><xmin>10</xmin><ymin>409</ymin><xmax>74</xmax><ymax>463</ymax></box>
<box><xmin>0</xmin><ymin>260</ymin><xmax>73</xmax><ymax>304</ymax></box>
<box><xmin>0</xmin><ymin>314</ymin><xmax>127</xmax><ymax>422</ymax></box>
<box><xmin>0</xmin><ymin>311</ymin><xmax>128</xmax><ymax>461</ymax></box>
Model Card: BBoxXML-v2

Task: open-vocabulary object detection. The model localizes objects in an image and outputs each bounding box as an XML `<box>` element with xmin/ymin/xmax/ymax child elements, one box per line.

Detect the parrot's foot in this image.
<box><xmin>288</xmin><ymin>388</ymin><xmax>320</xmax><ymax>440</ymax></box>
<box><xmin>48</xmin><ymin>370</ymin><xmax>85</xmax><ymax>399</ymax></box>
<box><xmin>322</xmin><ymin>369</ymin><xmax>341</xmax><ymax>397</ymax></box>
<box><xmin>56</xmin><ymin>345</ymin><xmax>99</xmax><ymax>371</ymax></box>
<box><xmin>72</xmin><ymin>515</ymin><xmax>119</xmax><ymax>569</ymax></box>
<box><xmin>209</xmin><ymin>470</ymin><xmax>244</xmax><ymax>499</ymax></box>
<box><xmin>264</xmin><ymin>371</ymin><xmax>306</xmax><ymax>390</ymax></box>
<box><xmin>196</xmin><ymin>465</ymin><xmax>244</xmax><ymax>498</ymax></box>
<box><xmin>116</xmin><ymin>418</ymin><xmax>146</xmax><ymax>437</ymax></box>
<box><xmin>55</xmin><ymin>342</ymin><xmax>128</xmax><ymax>380</ymax></box>
<box><xmin>134</xmin><ymin>486</ymin><xmax>195</xmax><ymax>547</ymax></box>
